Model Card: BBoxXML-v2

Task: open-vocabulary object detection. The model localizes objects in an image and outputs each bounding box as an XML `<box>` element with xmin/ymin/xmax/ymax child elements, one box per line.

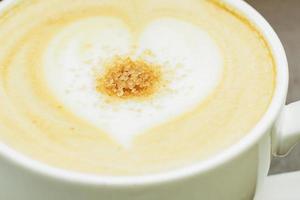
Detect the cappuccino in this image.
<box><xmin>0</xmin><ymin>0</ymin><xmax>275</xmax><ymax>175</ymax></box>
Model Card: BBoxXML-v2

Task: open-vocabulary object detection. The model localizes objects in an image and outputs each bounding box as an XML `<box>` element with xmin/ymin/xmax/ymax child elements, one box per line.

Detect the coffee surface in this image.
<box><xmin>0</xmin><ymin>0</ymin><xmax>275</xmax><ymax>175</ymax></box>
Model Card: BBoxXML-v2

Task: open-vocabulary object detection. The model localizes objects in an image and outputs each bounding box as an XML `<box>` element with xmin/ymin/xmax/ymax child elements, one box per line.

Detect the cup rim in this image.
<box><xmin>0</xmin><ymin>0</ymin><xmax>289</xmax><ymax>186</ymax></box>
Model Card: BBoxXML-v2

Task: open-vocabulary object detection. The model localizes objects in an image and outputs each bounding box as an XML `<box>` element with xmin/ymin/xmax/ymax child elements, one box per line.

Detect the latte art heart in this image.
<box><xmin>44</xmin><ymin>17</ymin><xmax>222</xmax><ymax>146</ymax></box>
<box><xmin>0</xmin><ymin>0</ymin><xmax>275</xmax><ymax>175</ymax></box>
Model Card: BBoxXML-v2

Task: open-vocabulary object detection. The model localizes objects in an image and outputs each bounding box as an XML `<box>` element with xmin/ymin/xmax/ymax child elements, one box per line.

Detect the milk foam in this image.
<box><xmin>44</xmin><ymin>17</ymin><xmax>222</xmax><ymax>146</ymax></box>
<box><xmin>0</xmin><ymin>0</ymin><xmax>275</xmax><ymax>175</ymax></box>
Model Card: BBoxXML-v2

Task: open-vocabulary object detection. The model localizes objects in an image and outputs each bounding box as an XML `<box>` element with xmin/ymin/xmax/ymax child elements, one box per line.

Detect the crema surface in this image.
<box><xmin>0</xmin><ymin>0</ymin><xmax>275</xmax><ymax>175</ymax></box>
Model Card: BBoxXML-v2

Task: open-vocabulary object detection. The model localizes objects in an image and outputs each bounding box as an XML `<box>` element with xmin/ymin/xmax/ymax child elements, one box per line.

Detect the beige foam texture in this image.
<box><xmin>0</xmin><ymin>0</ymin><xmax>275</xmax><ymax>175</ymax></box>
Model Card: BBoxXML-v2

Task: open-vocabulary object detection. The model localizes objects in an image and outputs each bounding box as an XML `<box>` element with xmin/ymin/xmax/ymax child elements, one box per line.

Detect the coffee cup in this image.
<box><xmin>0</xmin><ymin>0</ymin><xmax>299</xmax><ymax>199</ymax></box>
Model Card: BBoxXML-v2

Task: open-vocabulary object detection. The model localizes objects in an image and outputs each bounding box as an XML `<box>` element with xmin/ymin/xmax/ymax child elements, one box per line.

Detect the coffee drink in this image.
<box><xmin>0</xmin><ymin>0</ymin><xmax>275</xmax><ymax>175</ymax></box>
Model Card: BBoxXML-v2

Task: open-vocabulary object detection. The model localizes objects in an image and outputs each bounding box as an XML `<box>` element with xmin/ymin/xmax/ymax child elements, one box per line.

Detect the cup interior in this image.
<box><xmin>0</xmin><ymin>0</ymin><xmax>288</xmax><ymax>186</ymax></box>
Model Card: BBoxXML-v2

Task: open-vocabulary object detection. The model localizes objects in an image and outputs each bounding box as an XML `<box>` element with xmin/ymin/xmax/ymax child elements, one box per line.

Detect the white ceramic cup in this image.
<box><xmin>0</xmin><ymin>0</ymin><xmax>299</xmax><ymax>199</ymax></box>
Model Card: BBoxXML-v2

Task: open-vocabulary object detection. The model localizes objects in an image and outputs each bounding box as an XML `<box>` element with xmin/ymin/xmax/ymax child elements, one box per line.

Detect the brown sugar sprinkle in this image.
<box><xmin>96</xmin><ymin>56</ymin><xmax>161</xmax><ymax>99</ymax></box>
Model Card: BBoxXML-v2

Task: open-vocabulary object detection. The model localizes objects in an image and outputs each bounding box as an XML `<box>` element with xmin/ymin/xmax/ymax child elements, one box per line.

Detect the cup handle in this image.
<box><xmin>273</xmin><ymin>101</ymin><xmax>300</xmax><ymax>155</ymax></box>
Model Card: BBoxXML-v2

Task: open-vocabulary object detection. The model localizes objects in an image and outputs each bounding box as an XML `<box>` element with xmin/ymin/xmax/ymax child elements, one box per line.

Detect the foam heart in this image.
<box><xmin>43</xmin><ymin>16</ymin><xmax>223</xmax><ymax>146</ymax></box>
